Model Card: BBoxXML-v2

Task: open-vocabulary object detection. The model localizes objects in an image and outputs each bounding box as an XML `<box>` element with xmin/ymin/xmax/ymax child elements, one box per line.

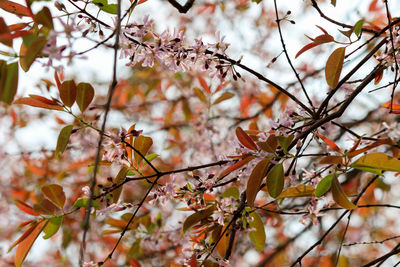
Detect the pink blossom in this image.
<box><xmin>82</xmin><ymin>186</ymin><xmax>91</xmax><ymax>196</ymax></box>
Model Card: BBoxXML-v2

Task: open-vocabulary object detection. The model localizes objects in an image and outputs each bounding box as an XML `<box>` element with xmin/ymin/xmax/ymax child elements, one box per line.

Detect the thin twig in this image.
<box><xmin>79</xmin><ymin>0</ymin><xmax>121</xmax><ymax>265</ymax></box>
<box><xmin>273</xmin><ymin>0</ymin><xmax>314</xmax><ymax>113</ymax></box>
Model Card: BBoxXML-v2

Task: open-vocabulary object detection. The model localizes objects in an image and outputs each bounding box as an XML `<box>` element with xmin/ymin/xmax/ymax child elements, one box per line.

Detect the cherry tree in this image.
<box><xmin>1</xmin><ymin>0</ymin><xmax>400</xmax><ymax>266</ymax></box>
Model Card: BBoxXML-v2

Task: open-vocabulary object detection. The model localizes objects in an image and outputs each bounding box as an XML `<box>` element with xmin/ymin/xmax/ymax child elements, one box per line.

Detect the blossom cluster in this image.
<box><xmin>119</xmin><ymin>16</ymin><xmax>232</xmax><ymax>81</ymax></box>
<box><xmin>375</xmin><ymin>25</ymin><xmax>400</xmax><ymax>70</ymax></box>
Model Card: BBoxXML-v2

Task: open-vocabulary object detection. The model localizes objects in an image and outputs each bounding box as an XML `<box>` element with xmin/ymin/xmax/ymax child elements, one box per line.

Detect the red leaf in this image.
<box><xmin>246</xmin><ymin>158</ymin><xmax>270</xmax><ymax>207</ymax></box>
<box><xmin>296</xmin><ymin>34</ymin><xmax>334</xmax><ymax>58</ymax></box>
<box><xmin>325</xmin><ymin>47</ymin><xmax>346</xmax><ymax>89</ymax></box>
<box><xmin>14</xmin><ymin>200</ymin><xmax>39</xmax><ymax>216</ymax></box>
<box><xmin>236</xmin><ymin>127</ymin><xmax>258</xmax><ymax>151</ymax></box>
<box><xmin>59</xmin><ymin>80</ymin><xmax>77</xmax><ymax>107</ymax></box>
<box><xmin>218</xmin><ymin>156</ymin><xmax>254</xmax><ymax>179</ymax></box>
<box><xmin>198</xmin><ymin>76</ymin><xmax>210</xmax><ymax>94</ymax></box>
<box><xmin>314</xmin><ymin>132</ymin><xmax>342</xmax><ymax>153</ymax></box>
<box><xmin>314</xmin><ymin>34</ymin><xmax>334</xmax><ymax>43</ymax></box>
<box><xmin>296</xmin><ymin>42</ymin><xmax>320</xmax><ymax>59</ymax></box>
<box><xmin>316</xmin><ymin>25</ymin><xmax>328</xmax><ymax>35</ymax></box>
<box><xmin>374</xmin><ymin>69</ymin><xmax>383</xmax><ymax>85</ymax></box>
<box><xmin>0</xmin><ymin>30</ymin><xmax>31</xmax><ymax>42</ymax></box>
<box><xmin>54</xmin><ymin>71</ymin><xmax>61</xmax><ymax>90</ymax></box>
<box><xmin>15</xmin><ymin>220</ymin><xmax>48</xmax><ymax>267</ymax></box>
<box><xmin>0</xmin><ymin>0</ymin><xmax>32</xmax><ymax>17</ymax></box>
<box><xmin>14</xmin><ymin>96</ymin><xmax>64</xmax><ymax>111</ymax></box>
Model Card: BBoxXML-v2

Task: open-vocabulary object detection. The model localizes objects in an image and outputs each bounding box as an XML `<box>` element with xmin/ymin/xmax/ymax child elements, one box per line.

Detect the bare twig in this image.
<box><xmin>273</xmin><ymin>0</ymin><xmax>314</xmax><ymax>113</ymax></box>
<box><xmin>79</xmin><ymin>0</ymin><xmax>122</xmax><ymax>265</ymax></box>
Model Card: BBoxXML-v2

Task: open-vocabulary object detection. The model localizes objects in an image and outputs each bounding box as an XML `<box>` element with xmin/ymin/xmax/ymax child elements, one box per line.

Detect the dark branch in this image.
<box><xmin>167</xmin><ymin>0</ymin><xmax>195</xmax><ymax>13</ymax></box>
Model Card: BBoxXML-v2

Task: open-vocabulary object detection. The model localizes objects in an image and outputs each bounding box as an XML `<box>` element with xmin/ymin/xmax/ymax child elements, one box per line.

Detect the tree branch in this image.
<box><xmin>167</xmin><ymin>0</ymin><xmax>195</xmax><ymax>13</ymax></box>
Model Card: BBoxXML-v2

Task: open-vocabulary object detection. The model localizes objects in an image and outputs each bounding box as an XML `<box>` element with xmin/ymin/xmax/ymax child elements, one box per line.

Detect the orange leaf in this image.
<box><xmin>15</xmin><ymin>220</ymin><xmax>48</xmax><ymax>267</ymax></box>
<box><xmin>246</xmin><ymin>158</ymin><xmax>270</xmax><ymax>207</ymax></box>
<box><xmin>381</xmin><ymin>101</ymin><xmax>400</xmax><ymax>113</ymax></box>
<box><xmin>198</xmin><ymin>76</ymin><xmax>210</xmax><ymax>94</ymax></box>
<box><xmin>314</xmin><ymin>132</ymin><xmax>342</xmax><ymax>153</ymax></box>
<box><xmin>14</xmin><ymin>96</ymin><xmax>63</xmax><ymax>111</ymax></box>
<box><xmin>0</xmin><ymin>0</ymin><xmax>32</xmax><ymax>17</ymax></box>
<box><xmin>14</xmin><ymin>200</ymin><xmax>39</xmax><ymax>216</ymax></box>
<box><xmin>133</xmin><ymin>135</ymin><xmax>153</xmax><ymax>165</ymax></box>
<box><xmin>319</xmin><ymin>155</ymin><xmax>343</xmax><ymax>165</ymax></box>
<box><xmin>325</xmin><ymin>47</ymin><xmax>346</xmax><ymax>89</ymax></box>
<box><xmin>216</xmin><ymin>224</ymin><xmax>230</xmax><ymax>258</ymax></box>
<box><xmin>9</xmin><ymin>221</ymin><xmax>38</xmax><ymax>252</ymax></box>
<box><xmin>41</xmin><ymin>184</ymin><xmax>66</xmax><ymax>209</ymax></box>
<box><xmin>348</xmin><ymin>138</ymin><xmax>362</xmax><ymax>153</ymax></box>
<box><xmin>236</xmin><ymin>127</ymin><xmax>258</xmax><ymax>151</ymax></box>
<box><xmin>218</xmin><ymin>156</ymin><xmax>254</xmax><ymax>178</ymax></box>
<box><xmin>348</xmin><ymin>138</ymin><xmax>388</xmax><ymax>158</ymax></box>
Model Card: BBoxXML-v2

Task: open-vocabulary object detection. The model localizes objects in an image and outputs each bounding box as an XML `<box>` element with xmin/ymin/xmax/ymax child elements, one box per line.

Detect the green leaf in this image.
<box><xmin>222</xmin><ymin>187</ymin><xmax>240</xmax><ymax>200</ymax></box>
<box><xmin>73</xmin><ymin>198</ymin><xmax>100</xmax><ymax>208</ymax></box>
<box><xmin>41</xmin><ymin>184</ymin><xmax>66</xmax><ymax>209</ymax></box>
<box><xmin>182</xmin><ymin>206</ymin><xmax>215</xmax><ymax>235</ymax></box>
<box><xmin>248</xmin><ymin>211</ymin><xmax>265</xmax><ymax>251</ymax></box>
<box><xmin>325</xmin><ymin>47</ymin><xmax>346</xmax><ymax>89</ymax></box>
<box><xmin>143</xmin><ymin>153</ymin><xmax>159</xmax><ymax>166</ymax></box>
<box><xmin>92</xmin><ymin>0</ymin><xmax>117</xmax><ymax>14</ymax></box>
<box><xmin>0</xmin><ymin>61</ymin><xmax>18</xmax><ymax>104</ymax></box>
<box><xmin>350</xmin><ymin>152</ymin><xmax>400</xmax><ymax>172</ymax></box>
<box><xmin>331</xmin><ymin>175</ymin><xmax>357</xmax><ymax>210</ymax></box>
<box><xmin>353</xmin><ymin>19</ymin><xmax>364</xmax><ymax>37</ymax></box>
<box><xmin>266</xmin><ymin>163</ymin><xmax>284</xmax><ymax>198</ymax></box>
<box><xmin>20</xmin><ymin>35</ymin><xmax>47</xmax><ymax>72</ymax></box>
<box><xmin>277</xmin><ymin>134</ymin><xmax>294</xmax><ymax>154</ymax></box>
<box><xmin>246</xmin><ymin>158</ymin><xmax>270</xmax><ymax>207</ymax></box>
<box><xmin>134</xmin><ymin>135</ymin><xmax>153</xmax><ymax>165</ymax></box>
<box><xmin>43</xmin><ymin>216</ymin><xmax>62</xmax><ymax>239</ymax></box>
<box><xmin>156</xmin><ymin>212</ymin><xmax>162</xmax><ymax>228</ymax></box>
<box><xmin>35</xmin><ymin>6</ymin><xmax>53</xmax><ymax>29</ymax></box>
<box><xmin>55</xmin><ymin>125</ymin><xmax>73</xmax><ymax>157</ymax></box>
<box><xmin>76</xmin><ymin>82</ymin><xmax>94</xmax><ymax>112</ymax></box>
<box><xmin>315</xmin><ymin>174</ymin><xmax>334</xmax><ymax>197</ymax></box>
<box><xmin>59</xmin><ymin>80</ymin><xmax>76</xmax><ymax>107</ymax></box>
